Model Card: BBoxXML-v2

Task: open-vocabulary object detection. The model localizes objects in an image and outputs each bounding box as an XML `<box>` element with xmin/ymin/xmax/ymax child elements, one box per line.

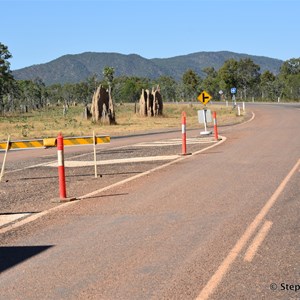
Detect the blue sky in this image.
<box><xmin>2</xmin><ymin>0</ymin><xmax>299</xmax><ymax>70</ymax></box>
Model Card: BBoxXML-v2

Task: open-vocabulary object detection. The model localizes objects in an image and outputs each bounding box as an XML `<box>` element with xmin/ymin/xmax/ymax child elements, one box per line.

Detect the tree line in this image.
<box><xmin>0</xmin><ymin>42</ymin><xmax>299</xmax><ymax>114</ymax></box>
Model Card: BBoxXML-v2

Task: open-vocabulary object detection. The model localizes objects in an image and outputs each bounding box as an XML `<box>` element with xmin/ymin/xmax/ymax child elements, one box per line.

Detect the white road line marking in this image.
<box><xmin>0</xmin><ymin>203</ymin><xmax>76</xmax><ymax>234</ymax></box>
<box><xmin>0</xmin><ymin>213</ymin><xmax>31</xmax><ymax>227</ymax></box>
<box><xmin>45</xmin><ymin>155</ymin><xmax>180</xmax><ymax>168</ymax></box>
<box><xmin>196</xmin><ymin>158</ymin><xmax>300</xmax><ymax>300</ymax></box>
<box><xmin>244</xmin><ymin>220</ymin><xmax>273</xmax><ymax>262</ymax></box>
<box><xmin>136</xmin><ymin>138</ymin><xmax>216</xmax><ymax>147</ymax></box>
<box><xmin>7</xmin><ymin>160</ymin><xmax>58</xmax><ymax>173</ymax></box>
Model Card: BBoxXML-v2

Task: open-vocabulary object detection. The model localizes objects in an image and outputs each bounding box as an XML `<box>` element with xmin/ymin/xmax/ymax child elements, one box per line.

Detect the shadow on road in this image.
<box><xmin>0</xmin><ymin>245</ymin><xmax>53</xmax><ymax>273</ymax></box>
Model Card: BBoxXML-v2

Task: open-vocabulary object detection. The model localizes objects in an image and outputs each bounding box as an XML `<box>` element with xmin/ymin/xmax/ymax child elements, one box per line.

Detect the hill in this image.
<box><xmin>12</xmin><ymin>51</ymin><xmax>283</xmax><ymax>85</ymax></box>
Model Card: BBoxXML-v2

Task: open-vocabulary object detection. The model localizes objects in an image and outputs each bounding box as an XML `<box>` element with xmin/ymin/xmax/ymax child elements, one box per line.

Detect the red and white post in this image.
<box><xmin>181</xmin><ymin>111</ymin><xmax>187</xmax><ymax>155</ymax></box>
<box><xmin>213</xmin><ymin>111</ymin><xmax>219</xmax><ymax>141</ymax></box>
<box><xmin>57</xmin><ymin>133</ymin><xmax>66</xmax><ymax>199</ymax></box>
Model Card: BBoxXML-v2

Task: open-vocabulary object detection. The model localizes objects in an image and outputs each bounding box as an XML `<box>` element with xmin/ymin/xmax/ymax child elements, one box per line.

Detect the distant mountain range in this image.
<box><xmin>12</xmin><ymin>51</ymin><xmax>283</xmax><ymax>85</ymax></box>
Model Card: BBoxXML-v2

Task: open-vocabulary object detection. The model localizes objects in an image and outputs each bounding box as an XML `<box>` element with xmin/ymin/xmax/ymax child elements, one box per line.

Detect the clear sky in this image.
<box><xmin>2</xmin><ymin>0</ymin><xmax>299</xmax><ymax>70</ymax></box>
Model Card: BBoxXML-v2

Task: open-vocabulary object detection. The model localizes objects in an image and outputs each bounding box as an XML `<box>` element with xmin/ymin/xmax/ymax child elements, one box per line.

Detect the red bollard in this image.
<box><xmin>213</xmin><ymin>111</ymin><xmax>219</xmax><ymax>140</ymax></box>
<box><xmin>57</xmin><ymin>133</ymin><xmax>66</xmax><ymax>199</ymax></box>
<box><xmin>181</xmin><ymin>111</ymin><xmax>187</xmax><ymax>155</ymax></box>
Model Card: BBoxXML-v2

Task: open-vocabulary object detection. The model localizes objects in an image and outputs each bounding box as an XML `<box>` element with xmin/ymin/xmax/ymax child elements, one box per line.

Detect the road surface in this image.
<box><xmin>0</xmin><ymin>103</ymin><xmax>300</xmax><ymax>299</ymax></box>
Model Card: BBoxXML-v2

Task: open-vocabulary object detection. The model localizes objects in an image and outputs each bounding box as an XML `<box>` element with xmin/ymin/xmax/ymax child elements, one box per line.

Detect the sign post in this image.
<box><xmin>93</xmin><ymin>131</ymin><xmax>98</xmax><ymax>178</ymax></box>
<box><xmin>219</xmin><ymin>90</ymin><xmax>224</xmax><ymax>101</ymax></box>
<box><xmin>231</xmin><ymin>87</ymin><xmax>237</xmax><ymax>108</ymax></box>
<box><xmin>197</xmin><ymin>91</ymin><xmax>213</xmax><ymax>136</ymax></box>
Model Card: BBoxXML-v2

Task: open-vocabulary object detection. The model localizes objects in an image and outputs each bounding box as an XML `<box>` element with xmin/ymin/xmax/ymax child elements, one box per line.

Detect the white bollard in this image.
<box><xmin>0</xmin><ymin>135</ymin><xmax>10</xmax><ymax>182</ymax></box>
<box><xmin>93</xmin><ymin>131</ymin><xmax>98</xmax><ymax>178</ymax></box>
<box><xmin>242</xmin><ymin>102</ymin><xmax>245</xmax><ymax>112</ymax></box>
<box><xmin>237</xmin><ymin>105</ymin><xmax>241</xmax><ymax>116</ymax></box>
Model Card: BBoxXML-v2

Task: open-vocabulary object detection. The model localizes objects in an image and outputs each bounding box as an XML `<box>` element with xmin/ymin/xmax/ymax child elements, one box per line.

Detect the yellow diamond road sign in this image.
<box><xmin>197</xmin><ymin>91</ymin><xmax>212</xmax><ymax>105</ymax></box>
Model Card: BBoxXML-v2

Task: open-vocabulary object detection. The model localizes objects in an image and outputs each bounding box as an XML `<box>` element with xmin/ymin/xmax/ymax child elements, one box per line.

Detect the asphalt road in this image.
<box><xmin>0</xmin><ymin>103</ymin><xmax>300</xmax><ymax>300</ymax></box>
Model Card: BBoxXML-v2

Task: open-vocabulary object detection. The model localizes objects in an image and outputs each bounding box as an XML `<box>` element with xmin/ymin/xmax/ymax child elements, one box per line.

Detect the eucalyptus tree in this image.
<box><xmin>62</xmin><ymin>83</ymin><xmax>76</xmax><ymax>105</ymax></box>
<box><xmin>17</xmin><ymin>80</ymin><xmax>43</xmax><ymax>110</ymax></box>
<box><xmin>182</xmin><ymin>69</ymin><xmax>201</xmax><ymax>101</ymax></box>
<box><xmin>218</xmin><ymin>59</ymin><xmax>239</xmax><ymax>96</ymax></box>
<box><xmin>279</xmin><ymin>58</ymin><xmax>300</xmax><ymax>100</ymax></box>
<box><xmin>201</xmin><ymin>67</ymin><xmax>221</xmax><ymax>99</ymax></box>
<box><xmin>237</xmin><ymin>58</ymin><xmax>260</xmax><ymax>100</ymax></box>
<box><xmin>113</xmin><ymin>76</ymin><xmax>150</xmax><ymax>103</ymax></box>
<box><xmin>33</xmin><ymin>77</ymin><xmax>47</xmax><ymax>108</ymax></box>
<box><xmin>102</xmin><ymin>66</ymin><xmax>115</xmax><ymax>89</ymax></box>
<box><xmin>218</xmin><ymin>58</ymin><xmax>260</xmax><ymax>100</ymax></box>
<box><xmin>86</xmin><ymin>74</ymin><xmax>100</xmax><ymax>95</ymax></box>
<box><xmin>260</xmin><ymin>70</ymin><xmax>276</xmax><ymax>99</ymax></box>
<box><xmin>46</xmin><ymin>83</ymin><xmax>64</xmax><ymax>105</ymax></box>
<box><xmin>74</xmin><ymin>81</ymin><xmax>91</xmax><ymax>104</ymax></box>
<box><xmin>0</xmin><ymin>43</ymin><xmax>14</xmax><ymax>113</ymax></box>
<box><xmin>153</xmin><ymin>76</ymin><xmax>177</xmax><ymax>102</ymax></box>
<box><xmin>1</xmin><ymin>79</ymin><xmax>20</xmax><ymax>112</ymax></box>
<box><xmin>280</xmin><ymin>58</ymin><xmax>300</xmax><ymax>77</ymax></box>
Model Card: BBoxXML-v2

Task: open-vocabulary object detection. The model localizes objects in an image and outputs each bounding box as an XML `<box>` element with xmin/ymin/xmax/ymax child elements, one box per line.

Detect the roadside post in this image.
<box><xmin>212</xmin><ymin>112</ymin><xmax>219</xmax><ymax>140</ymax></box>
<box><xmin>180</xmin><ymin>111</ymin><xmax>192</xmax><ymax>156</ymax></box>
<box><xmin>181</xmin><ymin>111</ymin><xmax>187</xmax><ymax>155</ymax></box>
<box><xmin>51</xmin><ymin>133</ymin><xmax>77</xmax><ymax>203</ymax></box>
<box><xmin>0</xmin><ymin>135</ymin><xmax>10</xmax><ymax>182</ymax></box>
<box><xmin>218</xmin><ymin>90</ymin><xmax>223</xmax><ymax>102</ymax></box>
<box><xmin>231</xmin><ymin>87</ymin><xmax>237</xmax><ymax>108</ymax></box>
<box><xmin>93</xmin><ymin>130</ymin><xmax>98</xmax><ymax>178</ymax></box>
<box><xmin>57</xmin><ymin>133</ymin><xmax>67</xmax><ymax>199</ymax></box>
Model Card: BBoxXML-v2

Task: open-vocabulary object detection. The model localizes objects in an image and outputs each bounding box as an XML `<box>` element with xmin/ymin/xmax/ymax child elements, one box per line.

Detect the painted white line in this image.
<box><xmin>244</xmin><ymin>220</ymin><xmax>273</xmax><ymax>262</ymax></box>
<box><xmin>136</xmin><ymin>141</ymin><xmax>214</xmax><ymax>147</ymax></box>
<box><xmin>5</xmin><ymin>145</ymin><xmax>111</xmax><ymax>174</ymax></box>
<box><xmin>136</xmin><ymin>138</ymin><xmax>216</xmax><ymax>147</ymax></box>
<box><xmin>0</xmin><ymin>213</ymin><xmax>31</xmax><ymax>227</ymax></box>
<box><xmin>192</xmin><ymin>136</ymin><xmax>226</xmax><ymax>155</ymax></box>
<box><xmin>45</xmin><ymin>155</ymin><xmax>179</xmax><ymax>168</ymax></box>
<box><xmin>0</xmin><ymin>137</ymin><xmax>226</xmax><ymax>234</ymax></box>
<box><xmin>7</xmin><ymin>160</ymin><xmax>58</xmax><ymax>174</ymax></box>
<box><xmin>0</xmin><ymin>202</ymin><xmax>77</xmax><ymax>235</ymax></box>
<box><xmin>196</xmin><ymin>158</ymin><xmax>300</xmax><ymax>300</ymax></box>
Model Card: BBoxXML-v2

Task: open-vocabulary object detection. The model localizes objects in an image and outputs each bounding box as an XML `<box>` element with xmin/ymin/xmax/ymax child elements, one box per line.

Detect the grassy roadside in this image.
<box><xmin>0</xmin><ymin>102</ymin><xmax>246</xmax><ymax>141</ymax></box>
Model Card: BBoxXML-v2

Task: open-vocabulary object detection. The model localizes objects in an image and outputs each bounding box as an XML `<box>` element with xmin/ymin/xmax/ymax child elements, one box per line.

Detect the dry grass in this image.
<box><xmin>0</xmin><ymin>102</ymin><xmax>246</xmax><ymax>141</ymax></box>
